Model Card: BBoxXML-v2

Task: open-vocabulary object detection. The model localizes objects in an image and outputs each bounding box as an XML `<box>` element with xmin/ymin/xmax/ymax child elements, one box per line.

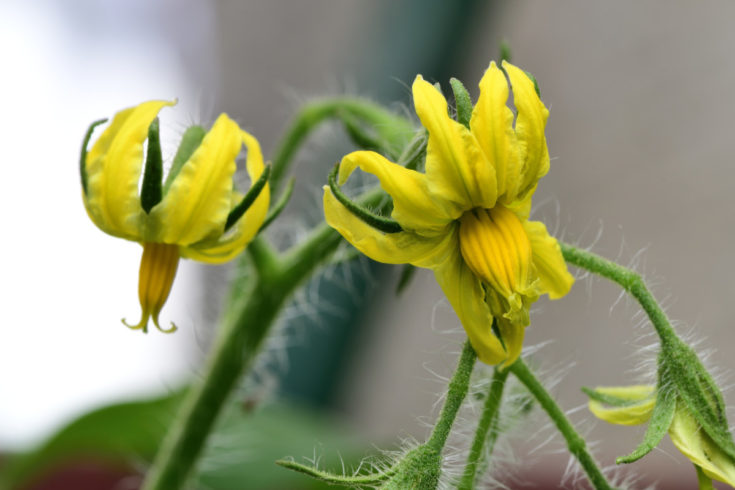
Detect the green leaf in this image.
<box><xmin>0</xmin><ymin>389</ymin><xmax>185</xmax><ymax>490</ymax></box>
<box><xmin>194</xmin><ymin>402</ymin><xmax>377</xmax><ymax>490</ymax></box>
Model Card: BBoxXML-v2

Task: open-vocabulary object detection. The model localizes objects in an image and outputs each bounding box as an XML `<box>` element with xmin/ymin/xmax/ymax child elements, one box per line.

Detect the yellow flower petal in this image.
<box><xmin>85</xmin><ymin>100</ymin><xmax>174</xmax><ymax>240</ymax></box>
<box><xmin>183</xmin><ymin>130</ymin><xmax>270</xmax><ymax>264</ymax></box>
<box><xmin>502</xmin><ymin>61</ymin><xmax>550</xmax><ymax>198</ymax></box>
<box><xmin>433</xmin><ymin>250</ymin><xmax>506</xmax><ymax>365</ymax></box>
<box><xmin>339</xmin><ymin>150</ymin><xmax>454</xmax><ymax>235</ymax></box>
<box><xmin>669</xmin><ymin>408</ymin><xmax>735</xmax><ymax>486</ymax></box>
<box><xmin>523</xmin><ymin>220</ymin><xmax>574</xmax><ymax>299</ymax></box>
<box><xmin>152</xmin><ymin>113</ymin><xmax>241</xmax><ymax>245</ymax></box>
<box><xmin>412</xmin><ymin>76</ymin><xmax>497</xmax><ymax>211</ymax></box>
<box><xmin>588</xmin><ymin>385</ymin><xmax>656</xmax><ymax>426</ymax></box>
<box><xmin>470</xmin><ymin>61</ymin><xmax>521</xmax><ymax>202</ymax></box>
<box><xmin>495</xmin><ymin>318</ymin><xmax>524</xmax><ymax>369</ymax></box>
<box><xmin>323</xmin><ymin>187</ymin><xmax>454</xmax><ymax>268</ymax></box>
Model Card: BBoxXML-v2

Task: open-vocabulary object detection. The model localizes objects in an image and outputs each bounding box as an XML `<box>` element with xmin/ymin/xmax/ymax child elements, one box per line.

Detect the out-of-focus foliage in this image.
<box><xmin>0</xmin><ymin>389</ymin><xmax>371</xmax><ymax>490</ymax></box>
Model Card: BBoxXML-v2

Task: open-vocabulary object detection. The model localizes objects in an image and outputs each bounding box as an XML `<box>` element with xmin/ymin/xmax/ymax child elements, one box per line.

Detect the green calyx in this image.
<box><xmin>328</xmin><ymin>164</ymin><xmax>403</xmax><ymax>234</ymax></box>
<box><xmin>661</xmin><ymin>337</ymin><xmax>735</xmax><ymax>461</ymax></box>
<box><xmin>163</xmin><ymin>125</ymin><xmax>206</xmax><ymax>194</ymax></box>
<box><xmin>224</xmin><ymin>164</ymin><xmax>271</xmax><ymax>232</ymax></box>
<box><xmin>140</xmin><ymin>118</ymin><xmax>164</xmax><ymax>213</ymax></box>
<box><xmin>79</xmin><ymin>118</ymin><xmax>108</xmax><ymax>195</ymax></box>
<box><xmin>259</xmin><ymin>177</ymin><xmax>294</xmax><ymax>233</ymax></box>
<box><xmin>450</xmin><ymin>77</ymin><xmax>473</xmax><ymax>129</ymax></box>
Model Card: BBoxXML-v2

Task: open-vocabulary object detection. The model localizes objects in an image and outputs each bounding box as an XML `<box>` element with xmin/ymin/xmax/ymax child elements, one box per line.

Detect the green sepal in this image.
<box><xmin>397</xmin><ymin>130</ymin><xmax>427</xmax><ymax>171</ymax></box>
<box><xmin>524</xmin><ymin>71</ymin><xmax>541</xmax><ymax>96</ymax></box>
<box><xmin>140</xmin><ymin>118</ymin><xmax>164</xmax><ymax>213</ymax></box>
<box><xmin>396</xmin><ymin>264</ymin><xmax>417</xmax><ymax>295</ymax></box>
<box><xmin>663</xmin><ymin>339</ymin><xmax>735</xmax><ymax>461</ymax></box>
<box><xmin>79</xmin><ymin>118</ymin><xmax>108</xmax><ymax>194</ymax></box>
<box><xmin>224</xmin><ymin>164</ymin><xmax>271</xmax><ymax>232</ymax></box>
<box><xmin>275</xmin><ymin>459</ymin><xmax>394</xmax><ymax>486</ymax></box>
<box><xmin>581</xmin><ymin>386</ymin><xmax>647</xmax><ymax>408</ymax></box>
<box><xmin>163</xmin><ymin>124</ymin><xmax>206</xmax><ymax>193</ymax></box>
<box><xmin>450</xmin><ymin>77</ymin><xmax>473</xmax><ymax>129</ymax></box>
<box><xmin>340</xmin><ymin>109</ymin><xmax>383</xmax><ymax>152</ymax></box>
<box><xmin>380</xmin><ymin>444</ymin><xmax>441</xmax><ymax>490</ymax></box>
<box><xmin>259</xmin><ymin>177</ymin><xmax>294</xmax><ymax>233</ymax></box>
<box><xmin>499</xmin><ymin>40</ymin><xmax>512</xmax><ymax>63</ymax></box>
<box><xmin>328</xmin><ymin>164</ymin><xmax>403</xmax><ymax>234</ymax></box>
<box><xmin>616</xmin><ymin>365</ymin><xmax>677</xmax><ymax>464</ymax></box>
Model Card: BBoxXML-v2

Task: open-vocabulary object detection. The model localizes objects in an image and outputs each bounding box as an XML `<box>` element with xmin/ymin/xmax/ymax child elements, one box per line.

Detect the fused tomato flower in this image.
<box><xmin>81</xmin><ymin>100</ymin><xmax>269</xmax><ymax>333</ymax></box>
<box><xmin>324</xmin><ymin>61</ymin><xmax>573</xmax><ymax>366</ymax></box>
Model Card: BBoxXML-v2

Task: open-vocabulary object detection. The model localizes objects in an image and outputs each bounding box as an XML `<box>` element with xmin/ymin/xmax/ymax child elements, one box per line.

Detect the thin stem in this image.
<box><xmin>427</xmin><ymin>341</ymin><xmax>477</xmax><ymax>451</ymax></box>
<box><xmin>458</xmin><ymin>367</ymin><xmax>509</xmax><ymax>490</ymax></box>
<box><xmin>141</xmin><ymin>277</ymin><xmax>284</xmax><ymax>490</ymax></box>
<box><xmin>270</xmin><ymin>97</ymin><xmax>413</xmax><ymax>192</ymax></box>
<box><xmin>559</xmin><ymin>242</ymin><xmax>677</xmax><ymax>346</ymax></box>
<box><xmin>509</xmin><ymin>359</ymin><xmax>614</xmax><ymax>490</ymax></box>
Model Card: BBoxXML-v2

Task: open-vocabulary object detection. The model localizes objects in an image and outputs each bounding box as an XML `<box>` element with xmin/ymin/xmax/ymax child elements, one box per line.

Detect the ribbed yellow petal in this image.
<box><xmin>470</xmin><ymin>61</ymin><xmax>521</xmax><ymax>202</ymax></box>
<box><xmin>183</xmin><ymin>130</ymin><xmax>270</xmax><ymax>264</ymax></box>
<box><xmin>323</xmin><ymin>187</ymin><xmax>454</xmax><ymax>268</ymax></box>
<box><xmin>524</xmin><ymin>220</ymin><xmax>574</xmax><ymax>299</ymax></box>
<box><xmin>412</xmin><ymin>76</ymin><xmax>497</xmax><ymax>212</ymax></box>
<box><xmin>433</xmin><ymin>250</ymin><xmax>506</xmax><ymax>365</ymax></box>
<box><xmin>588</xmin><ymin>385</ymin><xmax>656</xmax><ymax>426</ymax></box>
<box><xmin>85</xmin><ymin>100</ymin><xmax>174</xmax><ymax>240</ymax></box>
<box><xmin>339</xmin><ymin>151</ymin><xmax>454</xmax><ymax>235</ymax></box>
<box><xmin>152</xmin><ymin>113</ymin><xmax>240</xmax><ymax>245</ymax></box>
<box><xmin>503</xmin><ymin>61</ymin><xmax>550</xmax><ymax>198</ymax></box>
<box><xmin>495</xmin><ymin>318</ymin><xmax>524</xmax><ymax>369</ymax></box>
<box><xmin>669</xmin><ymin>408</ymin><xmax>735</xmax><ymax>486</ymax></box>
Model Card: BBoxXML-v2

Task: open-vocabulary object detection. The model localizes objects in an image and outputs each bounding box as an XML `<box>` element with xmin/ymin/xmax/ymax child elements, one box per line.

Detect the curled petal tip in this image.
<box><xmin>152</xmin><ymin>314</ymin><xmax>178</xmax><ymax>334</ymax></box>
<box><xmin>122</xmin><ymin>315</ymin><xmax>149</xmax><ymax>333</ymax></box>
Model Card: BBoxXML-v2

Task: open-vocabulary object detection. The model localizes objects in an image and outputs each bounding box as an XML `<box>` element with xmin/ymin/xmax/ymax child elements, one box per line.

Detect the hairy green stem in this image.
<box><xmin>559</xmin><ymin>242</ymin><xmax>678</xmax><ymax>347</ymax></box>
<box><xmin>458</xmin><ymin>367</ymin><xmax>509</xmax><ymax>490</ymax></box>
<box><xmin>509</xmin><ymin>359</ymin><xmax>614</xmax><ymax>490</ymax></box>
<box><xmin>427</xmin><ymin>341</ymin><xmax>477</xmax><ymax>451</ymax></box>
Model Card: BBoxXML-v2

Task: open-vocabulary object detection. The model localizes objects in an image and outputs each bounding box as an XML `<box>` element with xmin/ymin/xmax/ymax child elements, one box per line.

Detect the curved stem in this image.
<box><xmin>270</xmin><ymin>97</ymin><xmax>413</xmax><ymax>192</ymax></box>
<box><xmin>427</xmin><ymin>341</ymin><xmax>477</xmax><ymax>451</ymax></box>
<box><xmin>458</xmin><ymin>367</ymin><xmax>508</xmax><ymax>490</ymax></box>
<box><xmin>559</xmin><ymin>242</ymin><xmax>678</xmax><ymax>347</ymax></box>
<box><xmin>509</xmin><ymin>359</ymin><xmax>614</xmax><ymax>490</ymax></box>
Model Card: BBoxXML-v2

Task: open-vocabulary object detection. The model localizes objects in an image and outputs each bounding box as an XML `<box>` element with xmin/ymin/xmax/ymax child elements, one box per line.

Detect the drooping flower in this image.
<box><xmin>588</xmin><ymin>385</ymin><xmax>735</xmax><ymax>488</ymax></box>
<box><xmin>81</xmin><ymin>100</ymin><xmax>270</xmax><ymax>333</ymax></box>
<box><xmin>323</xmin><ymin>61</ymin><xmax>573</xmax><ymax>366</ymax></box>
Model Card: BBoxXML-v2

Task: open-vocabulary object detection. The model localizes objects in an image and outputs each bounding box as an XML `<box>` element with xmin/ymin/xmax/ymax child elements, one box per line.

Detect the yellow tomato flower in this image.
<box><xmin>589</xmin><ymin>385</ymin><xmax>735</xmax><ymax>488</ymax></box>
<box><xmin>323</xmin><ymin>61</ymin><xmax>573</xmax><ymax>366</ymax></box>
<box><xmin>81</xmin><ymin>100</ymin><xmax>270</xmax><ymax>333</ymax></box>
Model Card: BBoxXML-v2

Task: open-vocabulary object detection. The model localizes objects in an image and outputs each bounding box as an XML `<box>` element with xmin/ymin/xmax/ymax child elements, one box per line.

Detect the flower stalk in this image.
<box><xmin>458</xmin><ymin>365</ymin><xmax>509</xmax><ymax>490</ymax></box>
<box><xmin>509</xmin><ymin>359</ymin><xmax>614</xmax><ymax>490</ymax></box>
